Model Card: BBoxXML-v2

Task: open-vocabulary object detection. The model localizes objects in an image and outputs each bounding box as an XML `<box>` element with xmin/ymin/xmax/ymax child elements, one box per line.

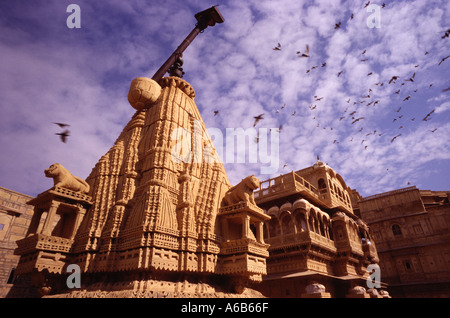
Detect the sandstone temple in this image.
<box><xmin>5</xmin><ymin>6</ymin><xmax>388</xmax><ymax>298</ymax></box>
<box><xmin>7</xmin><ymin>73</ymin><xmax>385</xmax><ymax>298</ymax></box>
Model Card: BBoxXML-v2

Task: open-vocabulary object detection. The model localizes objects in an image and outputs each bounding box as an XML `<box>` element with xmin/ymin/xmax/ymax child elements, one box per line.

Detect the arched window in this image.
<box><xmin>263</xmin><ymin>223</ymin><xmax>269</xmax><ymax>240</ymax></box>
<box><xmin>268</xmin><ymin>218</ymin><xmax>281</xmax><ymax>237</ymax></box>
<box><xmin>318</xmin><ymin>178</ymin><xmax>326</xmax><ymax>189</ymax></box>
<box><xmin>295</xmin><ymin>213</ymin><xmax>307</xmax><ymax>232</ymax></box>
<box><xmin>392</xmin><ymin>224</ymin><xmax>402</xmax><ymax>236</ymax></box>
<box><xmin>282</xmin><ymin>215</ymin><xmax>294</xmax><ymax>235</ymax></box>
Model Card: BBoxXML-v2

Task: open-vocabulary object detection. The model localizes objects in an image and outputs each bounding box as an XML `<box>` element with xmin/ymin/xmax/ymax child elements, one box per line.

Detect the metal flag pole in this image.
<box><xmin>152</xmin><ymin>6</ymin><xmax>225</xmax><ymax>82</ymax></box>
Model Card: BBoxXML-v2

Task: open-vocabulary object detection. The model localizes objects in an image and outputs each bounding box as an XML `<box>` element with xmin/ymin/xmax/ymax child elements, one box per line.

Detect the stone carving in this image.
<box><xmin>349</xmin><ymin>285</ymin><xmax>366</xmax><ymax>294</ymax></box>
<box><xmin>305</xmin><ymin>282</ymin><xmax>326</xmax><ymax>294</ymax></box>
<box><xmin>45</xmin><ymin>163</ymin><xmax>90</xmax><ymax>194</ymax></box>
<box><xmin>222</xmin><ymin>175</ymin><xmax>260</xmax><ymax>206</ymax></box>
<box><xmin>127</xmin><ymin>77</ymin><xmax>162</xmax><ymax>110</ymax></box>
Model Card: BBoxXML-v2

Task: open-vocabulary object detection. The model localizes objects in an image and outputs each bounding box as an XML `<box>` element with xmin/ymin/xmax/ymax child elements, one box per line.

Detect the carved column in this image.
<box><xmin>256</xmin><ymin>221</ymin><xmax>264</xmax><ymax>244</ymax></box>
<box><xmin>26</xmin><ymin>207</ymin><xmax>43</xmax><ymax>237</ymax></box>
<box><xmin>41</xmin><ymin>201</ymin><xmax>60</xmax><ymax>236</ymax></box>
<box><xmin>242</xmin><ymin>215</ymin><xmax>250</xmax><ymax>239</ymax></box>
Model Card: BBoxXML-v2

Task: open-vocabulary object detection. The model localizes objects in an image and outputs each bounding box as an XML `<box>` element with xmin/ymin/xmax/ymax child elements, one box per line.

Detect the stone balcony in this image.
<box><xmin>15</xmin><ymin>233</ymin><xmax>73</xmax><ymax>255</ymax></box>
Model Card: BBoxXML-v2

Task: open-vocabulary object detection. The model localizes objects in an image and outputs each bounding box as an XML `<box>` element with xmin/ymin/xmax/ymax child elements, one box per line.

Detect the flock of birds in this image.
<box><xmin>211</xmin><ymin>3</ymin><xmax>450</xmax><ymax>174</ymax></box>
<box><xmin>53</xmin><ymin>1</ymin><xmax>449</xmax><ymax>175</ymax></box>
<box><xmin>211</xmin><ymin>3</ymin><xmax>449</xmax><ymax>156</ymax></box>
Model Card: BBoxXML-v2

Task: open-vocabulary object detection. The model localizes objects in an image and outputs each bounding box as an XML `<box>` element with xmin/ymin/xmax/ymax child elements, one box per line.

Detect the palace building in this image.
<box><xmin>357</xmin><ymin>187</ymin><xmax>450</xmax><ymax>297</ymax></box>
<box><xmin>253</xmin><ymin>161</ymin><xmax>384</xmax><ymax>298</ymax></box>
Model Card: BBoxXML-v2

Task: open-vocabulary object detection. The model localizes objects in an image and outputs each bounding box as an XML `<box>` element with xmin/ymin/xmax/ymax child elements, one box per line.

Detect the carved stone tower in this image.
<box><xmin>13</xmin><ymin>76</ymin><xmax>269</xmax><ymax>297</ymax></box>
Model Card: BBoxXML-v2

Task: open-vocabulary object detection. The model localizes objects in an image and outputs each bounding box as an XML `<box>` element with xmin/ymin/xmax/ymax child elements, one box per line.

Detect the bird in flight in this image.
<box><xmin>443</xmin><ymin>87</ymin><xmax>450</xmax><ymax>92</ymax></box>
<box><xmin>296</xmin><ymin>44</ymin><xmax>309</xmax><ymax>58</ymax></box>
<box><xmin>405</xmin><ymin>72</ymin><xmax>415</xmax><ymax>82</ymax></box>
<box><xmin>53</xmin><ymin>122</ymin><xmax>70</xmax><ymax>128</ymax></box>
<box><xmin>351</xmin><ymin>117</ymin><xmax>365</xmax><ymax>124</ymax></box>
<box><xmin>55</xmin><ymin>130</ymin><xmax>70</xmax><ymax>143</ymax></box>
<box><xmin>441</xmin><ymin>29</ymin><xmax>450</xmax><ymax>39</ymax></box>
<box><xmin>214</xmin><ymin>110</ymin><xmax>219</xmax><ymax>116</ymax></box>
<box><xmin>438</xmin><ymin>55</ymin><xmax>450</xmax><ymax>66</ymax></box>
<box><xmin>389</xmin><ymin>76</ymin><xmax>400</xmax><ymax>84</ymax></box>
<box><xmin>273</xmin><ymin>43</ymin><xmax>281</xmax><ymax>51</ymax></box>
<box><xmin>334</xmin><ymin>22</ymin><xmax>341</xmax><ymax>29</ymax></box>
<box><xmin>337</xmin><ymin>71</ymin><xmax>343</xmax><ymax>77</ymax></box>
<box><xmin>423</xmin><ymin>109</ymin><xmax>435</xmax><ymax>121</ymax></box>
<box><xmin>253</xmin><ymin>114</ymin><xmax>264</xmax><ymax>127</ymax></box>
<box><xmin>429</xmin><ymin>128</ymin><xmax>438</xmax><ymax>133</ymax></box>
<box><xmin>403</xmin><ymin>95</ymin><xmax>411</xmax><ymax>101</ymax></box>
<box><xmin>391</xmin><ymin>134</ymin><xmax>401</xmax><ymax>143</ymax></box>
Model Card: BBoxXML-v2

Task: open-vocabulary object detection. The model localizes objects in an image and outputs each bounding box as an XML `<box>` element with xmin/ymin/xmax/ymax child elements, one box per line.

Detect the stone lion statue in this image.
<box><xmin>349</xmin><ymin>285</ymin><xmax>366</xmax><ymax>295</ymax></box>
<box><xmin>222</xmin><ymin>175</ymin><xmax>260</xmax><ymax>206</ymax></box>
<box><xmin>305</xmin><ymin>282</ymin><xmax>326</xmax><ymax>294</ymax></box>
<box><xmin>45</xmin><ymin>163</ymin><xmax>90</xmax><ymax>194</ymax></box>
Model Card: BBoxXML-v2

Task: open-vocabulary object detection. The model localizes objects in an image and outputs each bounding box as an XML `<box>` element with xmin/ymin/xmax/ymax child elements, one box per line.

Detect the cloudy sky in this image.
<box><xmin>0</xmin><ymin>0</ymin><xmax>449</xmax><ymax>198</ymax></box>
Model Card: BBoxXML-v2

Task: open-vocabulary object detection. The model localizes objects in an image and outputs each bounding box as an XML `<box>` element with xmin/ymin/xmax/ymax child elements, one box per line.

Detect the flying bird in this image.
<box><xmin>364</xmin><ymin>1</ymin><xmax>371</xmax><ymax>8</ymax></box>
<box><xmin>53</xmin><ymin>122</ymin><xmax>70</xmax><ymax>128</ymax></box>
<box><xmin>423</xmin><ymin>109</ymin><xmax>435</xmax><ymax>121</ymax></box>
<box><xmin>429</xmin><ymin>128</ymin><xmax>438</xmax><ymax>133</ymax></box>
<box><xmin>391</xmin><ymin>134</ymin><xmax>401</xmax><ymax>143</ymax></box>
<box><xmin>351</xmin><ymin>117</ymin><xmax>365</xmax><ymax>124</ymax></box>
<box><xmin>55</xmin><ymin>130</ymin><xmax>70</xmax><ymax>143</ymax></box>
<box><xmin>297</xmin><ymin>44</ymin><xmax>310</xmax><ymax>58</ymax></box>
<box><xmin>403</xmin><ymin>95</ymin><xmax>411</xmax><ymax>101</ymax></box>
<box><xmin>361</xmin><ymin>58</ymin><xmax>368</xmax><ymax>62</ymax></box>
<box><xmin>362</xmin><ymin>49</ymin><xmax>367</xmax><ymax>55</ymax></box>
<box><xmin>389</xmin><ymin>76</ymin><xmax>400</xmax><ymax>84</ymax></box>
<box><xmin>441</xmin><ymin>29</ymin><xmax>450</xmax><ymax>39</ymax></box>
<box><xmin>438</xmin><ymin>55</ymin><xmax>450</xmax><ymax>65</ymax></box>
<box><xmin>253</xmin><ymin>114</ymin><xmax>264</xmax><ymax>127</ymax></box>
<box><xmin>214</xmin><ymin>110</ymin><xmax>219</xmax><ymax>116</ymax></box>
<box><xmin>396</xmin><ymin>107</ymin><xmax>402</xmax><ymax>112</ymax></box>
<box><xmin>405</xmin><ymin>72</ymin><xmax>415</xmax><ymax>82</ymax></box>
<box><xmin>335</xmin><ymin>22</ymin><xmax>341</xmax><ymax>29</ymax></box>
<box><xmin>337</xmin><ymin>71</ymin><xmax>343</xmax><ymax>77</ymax></box>
<box><xmin>394</xmin><ymin>89</ymin><xmax>400</xmax><ymax>94</ymax></box>
<box><xmin>367</xmin><ymin>72</ymin><xmax>373</xmax><ymax>76</ymax></box>
<box><xmin>442</xmin><ymin>87</ymin><xmax>450</xmax><ymax>92</ymax></box>
<box><xmin>273</xmin><ymin>43</ymin><xmax>281</xmax><ymax>51</ymax></box>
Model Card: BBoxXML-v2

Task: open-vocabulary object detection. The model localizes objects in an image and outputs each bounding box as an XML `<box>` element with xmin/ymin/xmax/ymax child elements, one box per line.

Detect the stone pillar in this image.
<box><xmin>26</xmin><ymin>207</ymin><xmax>43</xmax><ymax>237</ymax></box>
<box><xmin>71</xmin><ymin>206</ymin><xmax>86</xmax><ymax>240</ymax></box>
<box><xmin>242</xmin><ymin>215</ymin><xmax>250</xmax><ymax>239</ymax></box>
<box><xmin>41</xmin><ymin>201</ymin><xmax>60</xmax><ymax>236</ymax></box>
<box><xmin>256</xmin><ymin>221</ymin><xmax>264</xmax><ymax>244</ymax></box>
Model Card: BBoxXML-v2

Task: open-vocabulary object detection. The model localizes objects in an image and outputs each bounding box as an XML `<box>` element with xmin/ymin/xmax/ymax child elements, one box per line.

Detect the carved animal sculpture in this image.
<box><xmin>45</xmin><ymin>163</ymin><xmax>90</xmax><ymax>194</ymax></box>
<box><xmin>305</xmin><ymin>282</ymin><xmax>326</xmax><ymax>294</ymax></box>
<box><xmin>222</xmin><ymin>175</ymin><xmax>260</xmax><ymax>206</ymax></box>
<box><xmin>349</xmin><ymin>285</ymin><xmax>366</xmax><ymax>295</ymax></box>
